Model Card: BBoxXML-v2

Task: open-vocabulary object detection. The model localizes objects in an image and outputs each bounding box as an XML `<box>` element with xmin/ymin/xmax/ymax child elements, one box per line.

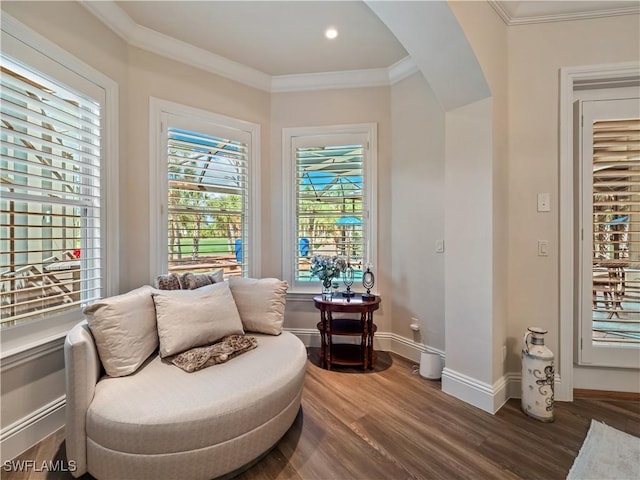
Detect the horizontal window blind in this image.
<box><xmin>166</xmin><ymin>127</ymin><xmax>248</xmax><ymax>277</ymax></box>
<box><xmin>591</xmin><ymin>116</ymin><xmax>640</xmax><ymax>345</ymax></box>
<box><xmin>295</xmin><ymin>143</ymin><xmax>364</xmax><ymax>281</ymax></box>
<box><xmin>0</xmin><ymin>58</ymin><xmax>102</xmax><ymax>327</ymax></box>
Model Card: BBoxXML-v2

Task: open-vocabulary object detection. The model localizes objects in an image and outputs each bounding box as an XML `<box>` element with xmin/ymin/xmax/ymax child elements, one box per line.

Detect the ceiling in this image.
<box><xmin>85</xmin><ymin>1</ymin><xmax>639</xmax><ymax>87</ymax></box>
<box><xmin>116</xmin><ymin>1</ymin><xmax>408</xmax><ymax>76</ymax></box>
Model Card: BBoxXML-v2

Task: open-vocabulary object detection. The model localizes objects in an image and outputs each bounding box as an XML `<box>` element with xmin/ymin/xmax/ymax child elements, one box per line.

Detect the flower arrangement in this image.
<box><xmin>310</xmin><ymin>255</ymin><xmax>347</xmax><ymax>288</ymax></box>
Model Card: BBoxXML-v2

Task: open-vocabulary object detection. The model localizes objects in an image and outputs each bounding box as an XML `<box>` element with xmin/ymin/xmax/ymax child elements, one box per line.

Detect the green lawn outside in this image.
<box><xmin>174</xmin><ymin>237</ymin><xmax>234</xmax><ymax>255</ymax></box>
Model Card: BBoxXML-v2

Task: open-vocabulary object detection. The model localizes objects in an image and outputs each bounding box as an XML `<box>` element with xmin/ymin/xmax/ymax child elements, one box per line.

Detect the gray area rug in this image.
<box><xmin>567</xmin><ymin>419</ymin><xmax>640</xmax><ymax>479</ymax></box>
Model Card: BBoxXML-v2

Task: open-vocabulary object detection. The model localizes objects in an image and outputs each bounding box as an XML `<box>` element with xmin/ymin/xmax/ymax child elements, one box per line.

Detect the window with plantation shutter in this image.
<box><xmin>166</xmin><ymin>127</ymin><xmax>249</xmax><ymax>277</ymax></box>
<box><xmin>150</xmin><ymin>102</ymin><xmax>260</xmax><ymax>281</ymax></box>
<box><xmin>0</xmin><ymin>57</ymin><xmax>103</xmax><ymax>327</ymax></box>
<box><xmin>579</xmin><ymin>97</ymin><xmax>640</xmax><ymax>368</ymax></box>
<box><xmin>282</xmin><ymin>125</ymin><xmax>377</xmax><ymax>292</ymax></box>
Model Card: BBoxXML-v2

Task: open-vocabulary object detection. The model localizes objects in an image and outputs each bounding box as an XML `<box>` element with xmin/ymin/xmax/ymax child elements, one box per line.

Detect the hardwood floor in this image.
<box><xmin>5</xmin><ymin>350</ymin><xmax>639</xmax><ymax>480</ymax></box>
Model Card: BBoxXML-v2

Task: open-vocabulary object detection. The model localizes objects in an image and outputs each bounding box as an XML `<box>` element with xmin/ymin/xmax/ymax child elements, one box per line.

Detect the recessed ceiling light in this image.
<box><xmin>325</xmin><ymin>27</ymin><xmax>338</xmax><ymax>40</ymax></box>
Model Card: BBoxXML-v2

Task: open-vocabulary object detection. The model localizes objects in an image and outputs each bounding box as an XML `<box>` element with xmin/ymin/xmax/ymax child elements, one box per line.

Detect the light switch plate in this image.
<box><xmin>538</xmin><ymin>240</ymin><xmax>549</xmax><ymax>256</ymax></box>
<box><xmin>537</xmin><ymin>193</ymin><xmax>550</xmax><ymax>212</ymax></box>
<box><xmin>436</xmin><ymin>240</ymin><xmax>444</xmax><ymax>253</ymax></box>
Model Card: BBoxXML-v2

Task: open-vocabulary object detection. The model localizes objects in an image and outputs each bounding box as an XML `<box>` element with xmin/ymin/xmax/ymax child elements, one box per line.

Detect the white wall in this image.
<box><xmin>390</xmin><ymin>72</ymin><xmax>446</xmax><ymax>350</ymax></box>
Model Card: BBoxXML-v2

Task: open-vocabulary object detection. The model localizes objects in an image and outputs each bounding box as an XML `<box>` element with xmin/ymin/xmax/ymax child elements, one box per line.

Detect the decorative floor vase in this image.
<box><xmin>521</xmin><ymin>327</ymin><xmax>555</xmax><ymax>422</ymax></box>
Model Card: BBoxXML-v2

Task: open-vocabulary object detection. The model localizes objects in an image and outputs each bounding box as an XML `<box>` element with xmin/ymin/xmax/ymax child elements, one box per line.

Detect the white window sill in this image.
<box><xmin>0</xmin><ymin>315</ymin><xmax>82</xmax><ymax>361</ymax></box>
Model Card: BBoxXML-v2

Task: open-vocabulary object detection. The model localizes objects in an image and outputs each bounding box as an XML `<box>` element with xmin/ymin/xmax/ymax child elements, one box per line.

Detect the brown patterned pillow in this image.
<box><xmin>181</xmin><ymin>272</ymin><xmax>214</xmax><ymax>290</ymax></box>
<box><xmin>171</xmin><ymin>335</ymin><xmax>258</xmax><ymax>372</ymax></box>
<box><xmin>155</xmin><ymin>273</ymin><xmax>182</xmax><ymax>290</ymax></box>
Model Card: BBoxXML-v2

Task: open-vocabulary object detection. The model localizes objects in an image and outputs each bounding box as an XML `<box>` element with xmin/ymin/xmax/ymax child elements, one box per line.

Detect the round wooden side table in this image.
<box><xmin>312</xmin><ymin>295</ymin><xmax>381</xmax><ymax>370</ymax></box>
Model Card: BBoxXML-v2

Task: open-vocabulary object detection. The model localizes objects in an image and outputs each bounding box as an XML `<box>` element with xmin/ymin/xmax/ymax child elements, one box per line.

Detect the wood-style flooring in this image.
<box><xmin>4</xmin><ymin>349</ymin><xmax>639</xmax><ymax>480</ymax></box>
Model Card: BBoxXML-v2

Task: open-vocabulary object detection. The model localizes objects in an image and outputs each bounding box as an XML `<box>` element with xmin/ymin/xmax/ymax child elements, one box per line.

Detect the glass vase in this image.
<box><xmin>322</xmin><ymin>279</ymin><xmax>333</xmax><ymax>300</ymax></box>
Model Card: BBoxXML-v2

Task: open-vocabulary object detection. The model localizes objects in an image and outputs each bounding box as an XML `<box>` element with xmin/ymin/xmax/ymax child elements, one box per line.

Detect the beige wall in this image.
<box><xmin>507</xmin><ymin>14</ymin><xmax>640</xmax><ymax>386</ymax></box>
<box><xmin>124</xmin><ymin>47</ymin><xmax>271</xmax><ymax>291</ymax></box>
<box><xmin>270</xmin><ymin>87</ymin><xmax>393</xmax><ymax>333</ymax></box>
<box><xmin>448</xmin><ymin>0</ymin><xmax>509</xmax><ymax>383</ymax></box>
<box><xmin>0</xmin><ymin>0</ymin><xmax>129</xmax><ymax>461</ymax></box>
<box><xmin>3</xmin><ymin>0</ymin><xmax>640</xmax><ymax>460</ymax></box>
<box><xmin>390</xmin><ymin>72</ymin><xmax>446</xmax><ymax>350</ymax></box>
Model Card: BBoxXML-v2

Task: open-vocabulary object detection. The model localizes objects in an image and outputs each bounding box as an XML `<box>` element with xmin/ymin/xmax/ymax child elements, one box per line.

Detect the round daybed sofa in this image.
<box><xmin>64</xmin><ymin>275</ymin><xmax>307</xmax><ymax>480</ymax></box>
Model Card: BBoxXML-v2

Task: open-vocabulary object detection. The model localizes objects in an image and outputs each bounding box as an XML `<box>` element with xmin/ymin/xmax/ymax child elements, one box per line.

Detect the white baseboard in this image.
<box><xmin>441</xmin><ymin>368</ymin><xmax>500</xmax><ymax>414</ymax></box>
<box><xmin>503</xmin><ymin>373</ymin><xmax>564</xmax><ymax>401</ymax></box>
<box><xmin>285</xmin><ymin>328</ymin><xmax>445</xmax><ymax>365</ymax></box>
<box><xmin>0</xmin><ymin>395</ymin><xmax>66</xmax><ymax>463</ymax></box>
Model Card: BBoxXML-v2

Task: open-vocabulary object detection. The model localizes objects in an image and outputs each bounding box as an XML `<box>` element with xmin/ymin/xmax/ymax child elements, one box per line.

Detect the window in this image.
<box><xmin>150</xmin><ymin>99</ymin><xmax>260</xmax><ymax>280</ymax></box>
<box><xmin>579</xmin><ymin>97</ymin><xmax>640</xmax><ymax>368</ymax></box>
<box><xmin>0</xmin><ymin>55</ymin><xmax>108</xmax><ymax>329</ymax></box>
<box><xmin>282</xmin><ymin>124</ymin><xmax>377</xmax><ymax>292</ymax></box>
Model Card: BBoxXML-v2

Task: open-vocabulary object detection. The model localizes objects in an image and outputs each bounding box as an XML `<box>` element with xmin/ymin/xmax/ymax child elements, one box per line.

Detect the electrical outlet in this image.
<box><xmin>537</xmin><ymin>193</ymin><xmax>550</xmax><ymax>212</ymax></box>
<box><xmin>501</xmin><ymin>345</ymin><xmax>507</xmax><ymax>362</ymax></box>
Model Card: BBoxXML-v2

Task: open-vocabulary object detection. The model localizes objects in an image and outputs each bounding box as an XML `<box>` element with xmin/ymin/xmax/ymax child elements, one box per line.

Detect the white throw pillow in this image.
<box><xmin>83</xmin><ymin>285</ymin><xmax>158</xmax><ymax>377</ymax></box>
<box><xmin>152</xmin><ymin>282</ymin><xmax>244</xmax><ymax>357</ymax></box>
<box><xmin>228</xmin><ymin>277</ymin><xmax>288</xmax><ymax>335</ymax></box>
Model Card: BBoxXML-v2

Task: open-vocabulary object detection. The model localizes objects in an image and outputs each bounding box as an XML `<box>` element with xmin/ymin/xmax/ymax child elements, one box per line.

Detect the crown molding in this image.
<box><xmin>489</xmin><ymin>0</ymin><xmax>640</xmax><ymax>26</ymax></box>
<box><xmin>81</xmin><ymin>0</ymin><xmax>271</xmax><ymax>91</ymax></box>
<box><xmin>388</xmin><ymin>56</ymin><xmax>420</xmax><ymax>85</ymax></box>
<box><xmin>80</xmin><ymin>0</ymin><xmax>415</xmax><ymax>93</ymax></box>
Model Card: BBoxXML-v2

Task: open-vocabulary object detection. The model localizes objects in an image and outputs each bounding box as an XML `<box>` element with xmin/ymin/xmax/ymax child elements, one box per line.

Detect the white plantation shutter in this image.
<box><xmin>580</xmin><ymin>97</ymin><xmax>640</xmax><ymax>368</ymax></box>
<box><xmin>166</xmin><ymin>126</ymin><xmax>249</xmax><ymax>277</ymax></box>
<box><xmin>295</xmin><ymin>142</ymin><xmax>365</xmax><ymax>281</ymax></box>
<box><xmin>0</xmin><ymin>57</ymin><xmax>103</xmax><ymax>326</ymax></box>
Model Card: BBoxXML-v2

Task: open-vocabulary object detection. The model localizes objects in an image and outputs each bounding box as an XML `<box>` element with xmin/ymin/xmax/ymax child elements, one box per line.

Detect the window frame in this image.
<box><xmin>149</xmin><ymin>98</ymin><xmax>261</xmax><ymax>282</ymax></box>
<box><xmin>282</xmin><ymin>123</ymin><xmax>377</xmax><ymax>294</ymax></box>
<box><xmin>0</xmin><ymin>14</ymin><xmax>119</xmax><ymax>356</ymax></box>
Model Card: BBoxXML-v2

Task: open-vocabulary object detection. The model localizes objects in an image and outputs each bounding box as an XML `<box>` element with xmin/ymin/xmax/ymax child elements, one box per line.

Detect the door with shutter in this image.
<box><xmin>579</xmin><ymin>97</ymin><xmax>640</xmax><ymax>368</ymax></box>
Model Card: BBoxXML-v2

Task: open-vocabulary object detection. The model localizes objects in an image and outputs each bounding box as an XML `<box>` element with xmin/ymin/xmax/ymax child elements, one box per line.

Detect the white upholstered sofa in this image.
<box><xmin>64</xmin><ymin>276</ymin><xmax>307</xmax><ymax>480</ymax></box>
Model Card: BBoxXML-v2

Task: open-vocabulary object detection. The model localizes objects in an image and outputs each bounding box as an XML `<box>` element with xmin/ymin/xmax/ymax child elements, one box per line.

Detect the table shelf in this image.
<box><xmin>313</xmin><ymin>295</ymin><xmax>381</xmax><ymax>370</ymax></box>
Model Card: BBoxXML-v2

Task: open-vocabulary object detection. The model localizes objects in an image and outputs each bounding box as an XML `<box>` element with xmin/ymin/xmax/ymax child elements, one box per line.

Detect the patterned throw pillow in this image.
<box><xmin>155</xmin><ymin>273</ymin><xmax>182</xmax><ymax>290</ymax></box>
<box><xmin>181</xmin><ymin>272</ymin><xmax>214</xmax><ymax>290</ymax></box>
<box><xmin>171</xmin><ymin>335</ymin><xmax>258</xmax><ymax>372</ymax></box>
<box><xmin>156</xmin><ymin>270</ymin><xmax>224</xmax><ymax>290</ymax></box>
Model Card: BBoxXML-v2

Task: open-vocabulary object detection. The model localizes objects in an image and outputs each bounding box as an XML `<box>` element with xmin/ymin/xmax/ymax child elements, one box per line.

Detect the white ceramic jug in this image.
<box><xmin>521</xmin><ymin>327</ymin><xmax>555</xmax><ymax>422</ymax></box>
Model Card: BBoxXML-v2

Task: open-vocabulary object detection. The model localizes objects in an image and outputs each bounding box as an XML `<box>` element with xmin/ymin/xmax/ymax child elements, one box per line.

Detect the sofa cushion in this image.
<box><xmin>86</xmin><ymin>332</ymin><xmax>307</xmax><ymax>455</ymax></box>
<box><xmin>83</xmin><ymin>285</ymin><xmax>158</xmax><ymax>377</ymax></box>
<box><xmin>153</xmin><ymin>282</ymin><xmax>244</xmax><ymax>357</ymax></box>
<box><xmin>228</xmin><ymin>277</ymin><xmax>288</xmax><ymax>335</ymax></box>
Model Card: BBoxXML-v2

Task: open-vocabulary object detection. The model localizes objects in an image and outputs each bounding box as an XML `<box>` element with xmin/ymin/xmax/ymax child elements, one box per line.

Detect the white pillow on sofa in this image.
<box><xmin>83</xmin><ymin>285</ymin><xmax>158</xmax><ymax>377</ymax></box>
<box><xmin>152</xmin><ymin>282</ymin><xmax>244</xmax><ymax>358</ymax></box>
<box><xmin>228</xmin><ymin>277</ymin><xmax>287</xmax><ymax>335</ymax></box>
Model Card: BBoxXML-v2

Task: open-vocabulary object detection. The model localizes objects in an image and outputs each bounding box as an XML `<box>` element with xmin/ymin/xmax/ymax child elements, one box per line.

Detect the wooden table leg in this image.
<box><xmin>326</xmin><ymin>311</ymin><xmax>332</xmax><ymax>370</ymax></box>
<box><xmin>367</xmin><ymin>311</ymin><xmax>374</xmax><ymax>369</ymax></box>
<box><xmin>319</xmin><ymin>310</ymin><xmax>327</xmax><ymax>368</ymax></box>
<box><xmin>361</xmin><ymin>311</ymin><xmax>367</xmax><ymax>369</ymax></box>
